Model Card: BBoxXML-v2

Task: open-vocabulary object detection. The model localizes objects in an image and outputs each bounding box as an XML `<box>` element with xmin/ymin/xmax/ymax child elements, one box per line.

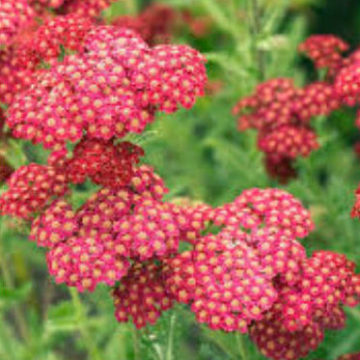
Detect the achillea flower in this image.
<box><xmin>164</xmin><ymin>188</ymin><xmax>312</xmax><ymax>333</ymax></box>
<box><xmin>250</xmin><ymin>251</ymin><xmax>360</xmax><ymax>360</ymax></box>
<box><xmin>130</xmin><ymin>165</ymin><xmax>168</xmax><ymax>201</ymax></box>
<box><xmin>258</xmin><ymin>125</ymin><xmax>319</xmax><ymax>159</ymax></box>
<box><xmin>164</xmin><ymin>232</ymin><xmax>278</xmax><ymax>333</ymax></box>
<box><xmin>113</xmin><ymin>261</ymin><xmax>172</xmax><ymax>328</ymax></box>
<box><xmin>334</xmin><ymin>61</ymin><xmax>360</xmax><ymax>106</ymax></box>
<box><xmin>294</xmin><ymin>82</ymin><xmax>340</xmax><ymax>122</ymax></box>
<box><xmin>34</xmin><ymin>166</ymin><xmax>170</xmax><ymax>291</ymax></box>
<box><xmin>59</xmin><ymin>0</ymin><xmax>116</xmax><ymax>18</ymax></box>
<box><xmin>250</xmin><ymin>307</ymin><xmax>324</xmax><ymax>360</ymax></box>
<box><xmin>233</xmin><ymin>78</ymin><xmax>297</xmax><ymax>131</ymax></box>
<box><xmin>30</xmin><ymin>199</ymin><xmax>78</xmax><ymax>247</ymax></box>
<box><xmin>0</xmin><ymin>0</ymin><xmax>35</xmax><ymax>47</ymax></box>
<box><xmin>169</xmin><ymin>199</ymin><xmax>213</xmax><ymax>243</ymax></box>
<box><xmin>63</xmin><ymin>139</ymin><xmax>144</xmax><ymax>188</ymax></box>
<box><xmin>15</xmin><ymin>14</ymin><xmax>93</xmax><ymax>70</ymax></box>
<box><xmin>0</xmin><ymin>163</ymin><xmax>68</xmax><ymax>219</ymax></box>
<box><xmin>299</xmin><ymin>35</ymin><xmax>349</xmax><ymax>77</ymax></box>
<box><xmin>7</xmin><ymin>26</ymin><xmax>207</xmax><ymax>148</ymax></box>
<box><xmin>213</xmin><ymin>188</ymin><xmax>314</xmax><ymax>239</ymax></box>
<box><xmin>47</xmin><ymin>234</ymin><xmax>130</xmax><ymax>291</ymax></box>
<box><xmin>114</xmin><ymin>197</ymin><xmax>180</xmax><ymax>260</ymax></box>
<box><xmin>233</xmin><ymin>78</ymin><xmax>340</xmax><ymax>182</ymax></box>
<box><xmin>0</xmin><ymin>48</ymin><xmax>35</xmax><ymax>105</ymax></box>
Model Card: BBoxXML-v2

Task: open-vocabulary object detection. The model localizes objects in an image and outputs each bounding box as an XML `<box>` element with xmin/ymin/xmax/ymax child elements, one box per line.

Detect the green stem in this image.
<box><xmin>165</xmin><ymin>313</ymin><xmax>176</xmax><ymax>360</ymax></box>
<box><xmin>236</xmin><ymin>333</ymin><xmax>248</xmax><ymax>360</ymax></box>
<box><xmin>69</xmin><ymin>288</ymin><xmax>101</xmax><ymax>360</ymax></box>
<box><xmin>0</xmin><ymin>220</ymin><xmax>29</xmax><ymax>344</ymax></box>
<box><xmin>132</xmin><ymin>326</ymin><xmax>141</xmax><ymax>360</ymax></box>
<box><xmin>249</xmin><ymin>0</ymin><xmax>266</xmax><ymax>80</ymax></box>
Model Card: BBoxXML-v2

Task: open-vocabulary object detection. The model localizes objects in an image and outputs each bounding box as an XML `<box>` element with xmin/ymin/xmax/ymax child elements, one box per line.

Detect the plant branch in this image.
<box><xmin>165</xmin><ymin>313</ymin><xmax>176</xmax><ymax>360</ymax></box>
<box><xmin>236</xmin><ymin>333</ymin><xmax>248</xmax><ymax>360</ymax></box>
<box><xmin>0</xmin><ymin>220</ymin><xmax>29</xmax><ymax>344</ymax></box>
<box><xmin>132</xmin><ymin>326</ymin><xmax>141</xmax><ymax>360</ymax></box>
<box><xmin>249</xmin><ymin>0</ymin><xmax>266</xmax><ymax>80</ymax></box>
<box><xmin>69</xmin><ymin>288</ymin><xmax>101</xmax><ymax>360</ymax></box>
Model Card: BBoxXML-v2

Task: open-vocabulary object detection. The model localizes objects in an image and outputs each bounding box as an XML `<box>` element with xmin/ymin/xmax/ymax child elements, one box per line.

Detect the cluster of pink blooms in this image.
<box><xmin>233</xmin><ymin>77</ymin><xmax>339</xmax><ymax>182</ymax></box>
<box><xmin>1</xmin><ymin>4</ymin><xmax>360</xmax><ymax>359</ymax></box>
<box><xmin>234</xmin><ymin>33</ymin><xmax>360</xmax><ymax>185</ymax></box>
<box><xmin>299</xmin><ymin>35</ymin><xmax>349</xmax><ymax>78</ymax></box>
<box><xmin>0</xmin><ymin>0</ymin><xmax>35</xmax><ymax>47</ymax></box>
<box><xmin>7</xmin><ymin>26</ymin><xmax>206</xmax><ymax>149</ymax></box>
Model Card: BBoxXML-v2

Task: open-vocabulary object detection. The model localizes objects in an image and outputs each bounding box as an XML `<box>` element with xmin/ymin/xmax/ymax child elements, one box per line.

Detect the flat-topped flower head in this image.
<box><xmin>335</xmin><ymin>61</ymin><xmax>360</xmax><ymax>106</ymax></box>
<box><xmin>7</xmin><ymin>26</ymin><xmax>207</xmax><ymax>148</ymax></box>
<box><xmin>15</xmin><ymin>14</ymin><xmax>93</xmax><ymax>70</ymax></box>
<box><xmin>47</xmin><ymin>234</ymin><xmax>130</xmax><ymax>291</ymax></box>
<box><xmin>0</xmin><ymin>163</ymin><xmax>68</xmax><ymax>219</ymax></box>
<box><xmin>250</xmin><ymin>250</ymin><xmax>360</xmax><ymax>360</ymax></box>
<box><xmin>250</xmin><ymin>307</ymin><xmax>324</xmax><ymax>360</ymax></box>
<box><xmin>63</xmin><ymin>139</ymin><xmax>144</xmax><ymax>188</ymax></box>
<box><xmin>114</xmin><ymin>197</ymin><xmax>180</xmax><ymax>260</ymax></box>
<box><xmin>233</xmin><ymin>78</ymin><xmax>340</xmax><ymax>182</ymax></box>
<box><xmin>258</xmin><ymin>125</ymin><xmax>319</xmax><ymax>159</ymax></box>
<box><xmin>60</xmin><ymin>0</ymin><xmax>116</xmax><ymax>19</ymax></box>
<box><xmin>169</xmin><ymin>198</ymin><xmax>213</xmax><ymax>244</ymax></box>
<box><xmin>113</xmin><ymin>261</ymin><xmax>172</xmax><ymax>328</ymax></box>
<box><xmin>30</xmin><ymin>199</ymin><xmax>78</xmax><ymax>247</ymax></box>
<box><xmin>0</xmin><ymin>0</ymin><xmax>35</xmax><ymax>47</ymax></box>
<box><xmin>213</xmin><ymin>188</ymin><xmax>314</xmax><ymax>239</ymax></box>
<box><xmin>233</xmin><ymin>78</ymin><xmax>297</xmax><ymax>131</ymax></box>
<box><xmin>299</xmin><ymin>35</ymin><xmax>349</xmax><ymax>77</ymax></box>
<box><xmin>0</xmin><ymin>48</ymin><xmax>35</xmax><ymax>105</ymax></box>
<box><xmin>164</xmin><ymin>231</ymin><xmax>278</xmax><ymax>333</ymax></box>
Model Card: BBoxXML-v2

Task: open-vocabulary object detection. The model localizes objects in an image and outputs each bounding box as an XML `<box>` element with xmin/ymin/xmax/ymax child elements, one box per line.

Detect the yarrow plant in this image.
<box><xmin>1</xmin><ymin>2</ymin><xmax>360</xmax><ymax>360</ymax></box>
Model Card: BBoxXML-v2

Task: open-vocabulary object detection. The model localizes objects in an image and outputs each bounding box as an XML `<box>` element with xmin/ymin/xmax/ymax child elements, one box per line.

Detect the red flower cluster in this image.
<box><xmin>0</xmin><ymin>48</ymin><xmax>35</xmax><ymax>106</ymax></box>
<box><xmin>0</xmin><ymin>0</ymin><xmax>35</xmax><ymax>47</ymax></box>
<box><xmin>113</xmin><ymin>261</ymin><xmax>172</xmax><ymax>328</ymax></box>
<box><xmin>299</xmin><ymin>35</ymin><xmax>349</xmax><ymax>78</ymax></box>
<box><xmin>62</xmin><ymin>139</ymin><xmax>144</xmax><ymax>188</ymax></box>
<box><xmin>7</xmin><ymin>26</ymin><xmax>206</xmax><ymax>149</ymax></box>
<box><xmin>15</xmin><ymin>14</ymin><xmax>93</xmax><ymax>70</ymax></box>
<box><xmin>233</xmin><ymin>78</ymin><xmax>339</xmax><ymax>182</ymax></box>
<box><xmin>251</xmin><ymin>251</ymin><xmax>360</xmax><ymax>360</ymax></box>
<box><xmin>0</xmin><ymin>163</ymin><xmax>68</xmax><ymax>219</ymax></box>
<box><xmin>29</xmin><ymin>0</ymin><xmax>114</xmax><ymax>18</ymax></box>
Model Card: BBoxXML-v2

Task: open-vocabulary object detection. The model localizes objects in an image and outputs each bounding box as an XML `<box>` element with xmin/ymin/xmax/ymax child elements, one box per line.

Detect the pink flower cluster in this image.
<box><xmin>6</xmin><ymin>26</ymin><xmax>206</xmax><ymax>149</ymax></box>
<box><xmin>251</xmin><ymin>251</ymin><xmax>360</xmax><ymax>360</ymax></box>
<box><xmin>299</xmin><ymin>35</ymin><xmax>349</xmax><ymax>78</ymax></box>
<box><xmin>233</xmin><ymin>78</ymin><xmax>339</xmax><ymax>182</ymax></box>
<box><xmin>0</xmin><ymin>0</ymin><xmax>35</xmax><ymax>47</ymax></box>
<box><xmin>29</xmin><ymin>0</ymin><xmax>114</xmax><ymax>18</ymax></box>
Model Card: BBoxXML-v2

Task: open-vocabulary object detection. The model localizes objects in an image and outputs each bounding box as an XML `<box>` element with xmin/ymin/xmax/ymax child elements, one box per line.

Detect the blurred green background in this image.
<box><xmin>1</xmin><ymin>0</ymin><xmax>360</xmax><ymax>359</ymax></box>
